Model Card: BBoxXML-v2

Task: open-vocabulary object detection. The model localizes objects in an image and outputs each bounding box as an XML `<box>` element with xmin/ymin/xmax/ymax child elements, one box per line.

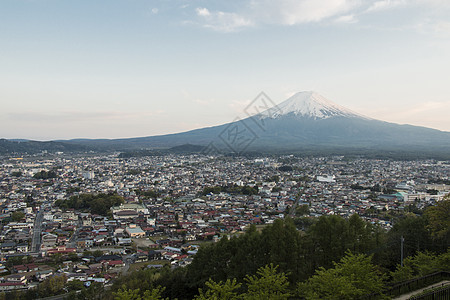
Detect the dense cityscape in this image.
<box><xmin>3</xmin><ymin>0</ymin><xmax>450</xmax><ymax>298</ymax></box>
<box><xmin>0</xmin><ymin>152</ymin><xmax>448</xmax><ymax>296</ymax></box>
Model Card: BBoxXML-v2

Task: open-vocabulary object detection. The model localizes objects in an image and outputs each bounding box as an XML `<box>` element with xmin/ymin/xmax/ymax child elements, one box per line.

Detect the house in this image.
<box><xmin>80</xmin><ymin>215</ymin><xmax>92</xmax><ymax>226</ymax></box>
<box><xmin>0</xmin><ymin>282</ymin><xmax>26</xmax><ymax>291</ymax></box>
<box><xmin>77</xmin><ymin>238</ymin><xmax>93</xmax><ymax>249</ymax></box>
<box><xmin>114</xmin><ymin>210</ymin><xmax>139</xmax><ymax>220</ymax></box>
<box><xmin>12</xmin><ymin>264</ymin><xmax>38</xmax><ymax>273</ymax></box>
<box><xmin>13</xmin><ymin>231</ymin><xmax>30</xmax><ymax>243</ymax></box>
<box><xmin>36</xmin><ymin>270</ymin><xmax>53</xmax><ymax>281</ymax></box>
<box><xmin>134</xmin><ymin>253</ymin><xmax>148</xmax><ymax>263</ymax></box>
<box><xmin>12</xmin><ymin>265</ymin><xmax>28</xmax><ymax>273</ymax></box>
<box><xmin>125</xmin><ymin>225</ymin><xmax>145</xmax><ymax>238</ymax></box>
<box><xmin>105</xmin><ymin>260</ymin><xmax>125</xmax><ymax>268</ymax></box>
<box><xmin>84</xmin><ymin>239</ymin><xmax>94</xmax><ymax>248</ymax></box>
<box><xmin>62</xmin><ymin>210</ymin><xmax>76</xmax><ymax>220</ymax></box>
<box><xmin>0</xmin><ymin>241</ymin><xmax>16</xmax><ymax>253</ymax></box>
<box><xmin>148</xmin><ymin>250</ymin><xmax>162</xmax><ymax>260</ymax></box>
<box><xmin>95</xmin><ymin>254</ymin><xmax>122</xmax><ymax>263</ymax></box>
<box><xmin>111</xmin><ymin>203</ymin><xmax>148</xmax><ymax>215</ymax></box>
<box><xmin>7</xmin><ymin>274</ymin><xmax>27</xmax><ymax>284</ymax></box>
<box><xmin>67</xmin><ymin>273</ymin><xmax>88</xmax><ymax>282</ymax></box>
<box><xmin>41</xmin><ymin>233</ymin><xmax>58</xmax><ymax>249</ymax></box>
<box><xmin>77</xmin><ymin>239</ymin><xmax>86</xmax><ymax>249</ymax></box>
<box><xmin>116</xmin><ymin>238</ymin><xmax>131</xmax><ymax>246</ymax></box>
<box><xmin>16</xmin><ymin>242</ymin><xmax>28</xmax><ymax>253</ymax></box>
<box><xmin>46</xmin><ymin>246</ymin><xmax>76</xmax><ymax>256</ymax></box>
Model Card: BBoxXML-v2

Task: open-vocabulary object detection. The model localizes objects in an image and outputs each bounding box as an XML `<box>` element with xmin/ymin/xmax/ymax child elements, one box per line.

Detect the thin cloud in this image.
<box><xmin>415</xmin><ymin>0</ymin><xmax>450</xmax><ymax>9</ymax></box>
<box><xmin>365</xmin><ymin>0</ymin><xmax>406</xmax><ymax>13</ymax></box>
<box><xmin>250</xmin><ymin>0</ymin><xmax>360</xmax><ymax>25</ymax></box>
<box><xmin>191</xmin><ymin>0</ymin><xmax>450</xmax><ymax>33</ymax></box>
<box><xmin>196</xmin><ymin>7</ymin><xmax>210</xmax><ymax>17</ymax></box>
<box><xmin>193</xmin><ymin>0</ymin><xmax>361</xmax><ymax>32</ymax></box>
<box><xmin>195</xmin><ymin>7</ymin><xmax>254</xmax><ymax>32</ymax></box>
<box><xmin>416</xmin><ymin>19</ymin><xmax>450</xmax><ymax>37</ymax></box>
<box><xmin>335</xmin><ymin>14</ymin><xmax>358</xmax><ymax>23</ymax></box>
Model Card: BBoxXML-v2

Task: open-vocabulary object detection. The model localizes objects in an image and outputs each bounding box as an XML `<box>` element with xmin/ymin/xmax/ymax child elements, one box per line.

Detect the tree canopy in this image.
<box><xmin>54</xmin><ymin>193</ymin><xmax>124</xmax><ymax>216</ymax></box>
<box><xmin>425</xmin><ymin>196</ymin><xmax>450</xmax><ymax>239</ymax></box>
<box><xmin>33</xmin><ymin>170</ymin><xmax>57</xmax><ymax>179</ymax></box>
<box><xmin>201</xmin><ymin>185</ymin><xmax>258</xmax><ymax>196</ymax></box>
<box><xmin>297</xmin><ymin>252</ymin><xmax>385</xmax><ymax>300</ymax></box>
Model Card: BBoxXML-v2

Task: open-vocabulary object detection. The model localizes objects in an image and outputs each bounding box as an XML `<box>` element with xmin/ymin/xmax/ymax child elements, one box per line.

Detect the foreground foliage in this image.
<box><xmin>107</xmin><ymin>201</ymin><xmax>449</xmax><ymax>299</ymax></box>
<box><xmin>297</xmin><ymin>252</ymin><xmax>386</xmax><ymax>299</ymax></box>
<box><xmin>4</xmin><ymin>199</ymin><xmax>449</xmax><ymax>300</ymax></box>
<box><xmin>390</xmin><ymin>250</ymin><xmax>450</xmax><ymax>282</ymax></box>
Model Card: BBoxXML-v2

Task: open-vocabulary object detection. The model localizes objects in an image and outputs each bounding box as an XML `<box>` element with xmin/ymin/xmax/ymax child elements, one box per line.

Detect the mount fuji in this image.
<box><xmin>5</xmin><ymin>91</ymin><xmax>449</xmax><ymax>156</ymax></box>
<box><xmin>60</xmin><ymin>91</ymin><xmax>450</xmax><ymax>156</ymax></box>
<box><xmin>258</xmin><ymin>91</ymin><xmax>368</xmax><ymax>120</ymax></box>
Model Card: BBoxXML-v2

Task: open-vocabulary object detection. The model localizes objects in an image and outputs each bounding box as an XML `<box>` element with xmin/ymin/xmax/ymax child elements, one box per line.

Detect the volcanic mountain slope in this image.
<box><xmin>61</xmin><ymin>91</ymin><xmax>450</xmax><ymax>154</ymax></box>
<box><xmin>5</xmin><ymin>91</ymin><xmax>450</xmax><ymax>155</ymax></box>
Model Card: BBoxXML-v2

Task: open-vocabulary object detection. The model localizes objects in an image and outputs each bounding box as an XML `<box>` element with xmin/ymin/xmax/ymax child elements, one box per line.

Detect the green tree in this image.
<box><xmin>384</xmin><ymin>214</ymin><xmax>433</xmax><ymax>267</ymax></box>
<box><xmin>261</xmin><ymin>218</ymin><xmax>303</xmax><ymax>282</ymax></box>
<box><xmin>295</xmin><ymin>205</ymin><xmax>310</xmax><ymax>217</ymax></box>
<box><xmin>347</xmin><ymin>214</ymin><xmax>376</xmax><ymax>253</ymax></box>
<box><xmin>194</xmin><ymin>265</ymin><xmax>291</xmax><ymax>300</ymax></box>
<box><xmin>298</xmin><ymin>252</ymin><xmax>385</xmax><ymax>300</ymax></box>
<box><xmin>278</xmin><ymin>165</ymin><xmax>293</xmax><ymax>172</ymax></box>
<box><xmin>390</xmin><ymin>249</ymin><xmax>450</xmax><ymax>282</ymax></box>
<box><xmin>195</xmin><ymin>279</ymin><xmax>241</xmax><ymax>300</ymax></box>
<box><xmin>77</xmin><ymin>282</ymin><xmax>104</xmax><ymax>300</ymax></box>
<box><xmin>243</xmin><ymin>264</ymin><xmax>291</xmax><ymax>300</ymax></box>
<box><xmin>67</xmin><ymin>279</ymin><xmax>85</xmax><ymax>292</ymax></box>
<box><xmin>38</xmin><ymin>274</ymin><xmax>67</xmax><ymax>297</ymax></box>
<box><xmin>113</xmin><ymin>286</ymin><xmax>167</xmax><ymax>300</ymax></box>
<box><xmin>68</xmin><ymin>252</ymin><xmax>79</xmax><ymax>261</ymax></box>
<box><xmin>54</xmin><ymin>193</ymin><xmax>124</xmax><ymax>216</ymax></box>
<box><xmin>306</xmin><ymin>215</ymin><xmax>351</xmax><ymax>270</ymax></box>
<box><xmin>267</xmin><ymin>175</ymin><xmax>279</xmax><ymax>183</ymax></box>
<box><xmin>33</xmin><ymin>170</ymin><xmax>57</xmax><ymax>179</ymax></box>
<box><xmin>425</xmin><ymin>197</ymin><xmax>450</xmax><ymax>239</ymax></box>
<box><xmin>6</xmin><ymin>256</ymin><xmax>23</xmax><ymax>267</ymax></box>
<box><xmin>11</xmin><ymin>211</ymin><xmax>25</xmax><ymax>222</ymax></box>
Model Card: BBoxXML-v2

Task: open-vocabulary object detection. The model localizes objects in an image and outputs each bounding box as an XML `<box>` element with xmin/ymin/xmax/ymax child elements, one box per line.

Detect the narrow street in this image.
<box><xmin>31</xmin><ymin>210</ymin><xmax>44</xmax><ymax>253</ymax></box>
<box><xmin>67</xmin><ymin>218</ymin><xmax>82</xmax><ymax>248</ymax></box>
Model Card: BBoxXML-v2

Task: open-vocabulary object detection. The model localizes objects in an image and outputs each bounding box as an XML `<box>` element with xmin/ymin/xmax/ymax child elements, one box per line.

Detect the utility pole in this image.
<box><xmin>401</xmin><ymin>235</ymin><xmax>404</xmax><ymax>267</ymax></box>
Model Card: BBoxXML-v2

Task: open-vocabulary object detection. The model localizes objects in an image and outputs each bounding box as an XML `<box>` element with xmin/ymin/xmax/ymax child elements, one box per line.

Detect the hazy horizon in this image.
<box><xmin>2</xmin><ymin>0</ymin><xmax>450</xmax><ymax>140</ymax></box>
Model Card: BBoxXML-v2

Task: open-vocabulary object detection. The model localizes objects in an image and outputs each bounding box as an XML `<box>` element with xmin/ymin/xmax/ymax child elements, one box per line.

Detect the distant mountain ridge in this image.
<box><xmin>2</xmin><ymin>91</ymin><xmax>450</xmax><ymax>157</ymax></box>
<box><xmin>0</xmin><ymin>138</ymin><xmax>89</xmax><ymax>154</ymax></box>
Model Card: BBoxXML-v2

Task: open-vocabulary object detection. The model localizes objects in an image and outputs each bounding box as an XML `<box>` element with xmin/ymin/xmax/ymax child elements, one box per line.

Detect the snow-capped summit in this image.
<box><xmin>259</xmin><ymin>91</ymin><xmax>367</xmax><ymax>120</ymax></box>
<box><xmin>47</xmin><ymin>91</ymin><xmax>450</xmax><ymax>155</ymax></box>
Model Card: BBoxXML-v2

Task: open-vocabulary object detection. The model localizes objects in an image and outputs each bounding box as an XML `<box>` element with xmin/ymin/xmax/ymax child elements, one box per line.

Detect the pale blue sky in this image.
<box><xmin>1</xmin><ymin>0</ymin><xmax>450</xmax><ymax>140</ymax></box>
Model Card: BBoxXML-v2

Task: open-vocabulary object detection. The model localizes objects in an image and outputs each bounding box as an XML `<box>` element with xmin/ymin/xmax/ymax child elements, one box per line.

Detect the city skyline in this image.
<box><xmin>2</xmin><ymin>0</ymin><xmax>450</xmax><ymax>140</ymax></box>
